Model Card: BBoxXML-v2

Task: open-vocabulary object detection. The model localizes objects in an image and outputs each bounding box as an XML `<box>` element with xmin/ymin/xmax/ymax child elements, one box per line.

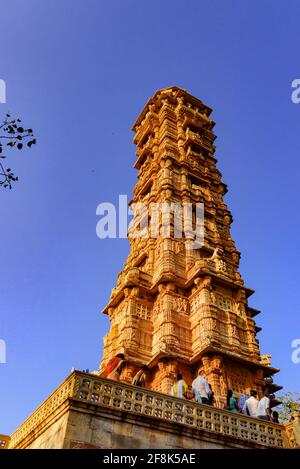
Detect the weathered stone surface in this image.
<box><xmin>27</xmin><ymin>413</ymin><xmax>69</xmax><ymax>449</ymax></box>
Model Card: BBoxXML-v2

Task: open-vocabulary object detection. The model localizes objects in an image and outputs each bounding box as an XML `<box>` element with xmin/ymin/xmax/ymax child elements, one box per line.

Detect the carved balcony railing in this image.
<box><xmin>9</xmin><ymin>371</ymin><xmax>297</xmax><ymax>449</ymax></box>
<box><xmin>73</xmin><ymin>373</ymin><xmax>287</xmax><ymax>448</ymax></box>
<box><xmin>9</xmin><ymin>373</ymin><xmax>76</xmax><ymax>449</ymax></box>
<box><xmin>285</xmin><ymin>422</ymin><xmax>298</xmax><ymax>448</ymax></box>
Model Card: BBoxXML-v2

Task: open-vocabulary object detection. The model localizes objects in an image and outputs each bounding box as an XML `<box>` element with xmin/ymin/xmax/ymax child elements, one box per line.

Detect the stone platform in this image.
<box><xmin>8</xmin><ymin>371</ymin><xmax>300</xmax><ymax>449</ymax></box>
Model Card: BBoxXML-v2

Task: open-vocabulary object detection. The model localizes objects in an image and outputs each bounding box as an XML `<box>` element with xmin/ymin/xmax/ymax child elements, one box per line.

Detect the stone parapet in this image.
<box><xmin>8</xmin><ymin>372</ymin><xmax>298</xmax><ymax>449</ymax></box>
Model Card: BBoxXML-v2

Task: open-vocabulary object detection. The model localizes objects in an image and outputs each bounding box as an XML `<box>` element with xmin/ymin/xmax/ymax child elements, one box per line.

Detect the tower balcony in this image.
<box><xmin>186</xmin><ymin>257</ymin><xmax>238</xmax><ymax>289</ymax></box>
<box><xmin>133</xmin><ymin>121</ymin><xmax>152</xmax><ymax>146</ymax></box>
<box><xmin>136</xmin><ymin>135</ymin><xmax>154</xmax><ymax>159</ymax></box>
<box><xmin>184</xmin><ymin>128</ymin><xmax>215</xmax><ymax>154</ymax></box>
<box><xmin>182</xmin><ymin>108</ymin><xmax>215</xmax><ymax>131</ymax></box>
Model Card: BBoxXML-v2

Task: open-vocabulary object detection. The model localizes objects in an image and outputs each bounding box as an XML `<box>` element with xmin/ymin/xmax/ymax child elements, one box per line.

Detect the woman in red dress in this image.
<box><xmin>99</xmin><ymin>354</ymin><xmax>125</xmax><ymax>381</ymax></box>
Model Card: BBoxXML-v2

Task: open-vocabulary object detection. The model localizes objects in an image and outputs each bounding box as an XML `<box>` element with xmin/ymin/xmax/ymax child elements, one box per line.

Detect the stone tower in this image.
<box><xmin>100</xmin><ymin>86</ymin><xmax>280</xmax><ymax>405</ymax></box>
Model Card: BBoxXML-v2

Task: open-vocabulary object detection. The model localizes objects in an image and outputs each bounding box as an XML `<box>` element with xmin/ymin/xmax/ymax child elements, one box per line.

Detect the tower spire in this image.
<box><xmin>100</xmin><ymin>87</ymin><xmax>281</xmax><ymax>404</ymax></box>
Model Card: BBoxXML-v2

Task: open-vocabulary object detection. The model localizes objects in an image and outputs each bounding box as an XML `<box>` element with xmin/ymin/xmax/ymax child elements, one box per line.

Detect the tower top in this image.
<box><xmin>132</xmin><ymin>86</ymin><xmax>213</xmax><ymax>131</ymax></box>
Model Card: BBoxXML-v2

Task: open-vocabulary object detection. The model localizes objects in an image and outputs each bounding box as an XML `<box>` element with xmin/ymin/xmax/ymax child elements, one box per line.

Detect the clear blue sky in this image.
<box><xmin>1</xmin><ymin>0</ymin><xmax>299</xmax><ymax>435</ymax></box>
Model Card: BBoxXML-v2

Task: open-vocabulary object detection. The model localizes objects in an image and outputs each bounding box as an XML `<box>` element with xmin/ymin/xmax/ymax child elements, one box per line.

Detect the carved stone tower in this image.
<box><xmin>100</xmin><ymin>86</ymin><xmax>280</xmax><ymax>405</ymax></box>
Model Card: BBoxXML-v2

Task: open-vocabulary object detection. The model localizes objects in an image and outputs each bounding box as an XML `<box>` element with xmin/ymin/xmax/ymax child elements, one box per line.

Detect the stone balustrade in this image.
<box><xmin>74</xmin><ymin>373</ymin><xmax>287</xmax><ymax>448</ymax></box>
<box><xmin>9</xmin><ymin>371</ymin><xmax>298</xmax><ymax>449</ymax></box>
<box><xmin>9</xmin><ymin>373</ymin><xmax>75</xmax><ymax>449</ymax></box>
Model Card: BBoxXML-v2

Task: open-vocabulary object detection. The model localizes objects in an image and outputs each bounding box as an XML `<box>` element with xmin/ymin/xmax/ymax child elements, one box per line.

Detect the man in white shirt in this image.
<box><xmin>243</xmin><ymin>389</ymin><xmax>258</xmax><ymax>417</ymax></box>
<box><xmin>257</xmin><ymin>389</ymin><xmax>272</xmax><ymax>421</ymax></box>
<box><xmin>192</xmin><ymin>373</ymin><xmax>211</xmax><ymax>404</ymax></box>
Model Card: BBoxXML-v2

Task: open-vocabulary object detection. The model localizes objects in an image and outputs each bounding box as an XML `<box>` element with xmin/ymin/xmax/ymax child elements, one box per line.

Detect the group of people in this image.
<box><xmin>100</xmin><ymin>356</ymin><xmax>279</xmax><ymax>423</ymax></box>
<box><xmin>171</xmin><ymin>372</ymin><xmax>215</xmax><ymax>405</ymax></box>
<box><xmin>171</xmin><ymin>372</ymin><xmax>279</xmax><ymax>423</ymax></box>
<box><xmin>232</xmin><ymin>388</ymin><xmax>279</xmax><ymax>423</ymax></box>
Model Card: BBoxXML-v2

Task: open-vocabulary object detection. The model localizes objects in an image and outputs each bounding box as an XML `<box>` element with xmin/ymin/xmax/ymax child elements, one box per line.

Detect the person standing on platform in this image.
<box><xmin>170</xmin><ymin>373</ymin><xmax>188</xmax><ymax>398</ymax></box>
<box><xmin>242</xmin><ymin>389</ymin><xmax>258</xmax><ymax>417</ymax></box>
<box><xmin>238</xmin><ymin>392</ymin><xmax>249</xmax><ymax>414</ymax></box>
<box><xmin>257</xmin><ymin>388</ymin><xmax>272</xmax><ymax>421</ymax></box>
<box><xmin>192</xmin><ymin>372</ymin><xmax>211</xmax><ymax>404</ymax></box>
<box><xmin>99</xmin><ymin>353</ymin><xmax>125</xmax><ymax>381</ymax></box>
<box><xmin>225</xmin><ymin>389</ymin><xmax>239</xmax><ymax>413</ymax></box>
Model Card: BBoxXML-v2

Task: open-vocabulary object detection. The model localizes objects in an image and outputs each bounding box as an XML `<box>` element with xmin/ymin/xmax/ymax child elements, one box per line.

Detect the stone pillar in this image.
<box><xmin>175</xmin><ymin>97</ymin><xmax>186</xmax><ymax>161</ymax></box>
<box><xmin>159</xmin><ymin>284</ymin><xmax>179</xmax><ymax>354</ymax></box>
<box><xmin>201</xmin><ymin>354</ymin><xmax>228</xmax><ymax>408</ymax></box>
<box><xmin>156</xmin><ymin>359</ymin><xmax>179</xmax><ymax>395</ymax></box>
<box><xmin>121</xmin><ymin>290</ymin><xmax>138</xmax><ymax>351</ymax></box>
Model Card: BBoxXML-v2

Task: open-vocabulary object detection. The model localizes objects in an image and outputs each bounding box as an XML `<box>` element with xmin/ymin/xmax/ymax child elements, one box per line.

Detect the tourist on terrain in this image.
<box><xmin>170</xmin><ymin>373</ymin><xmax>189</xmax><ymax>398</ymax></box>
<box><xmin>242</xmin><ymin>389</ymin><xmax>258</xmax><ymax>417</ymax></box>
<box><xmin>225</xmin><ymin>389</ymin><xmax>239</xmax><ymax>412</ymax></box>
<box><xmin>272</xmin><ymin>411</ymin><xmax>279</xmax><ymax>423</ymax></box>
<box><xmin>207</xmin><ymin>384</ymin><xmax>215</xmax><ymax>406</ymax></box>
<box><xmin>99</xmin><ymin>353</ymin><xmax>125</xmax><ymax>381</ymax></box>
<box><xmin>192</xmin><ymin>372</ymin><xmax>211</xmax><ymax>404</ymax></box>
<box><xmin>238</xmin><ymin>392</ymin><xmax>249</xmax><ymax>413</ymax></box>
<box><xmin>256</xmin><ymin>388</ymin><xmax>272</xmax><ymax>421</ymax></box>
